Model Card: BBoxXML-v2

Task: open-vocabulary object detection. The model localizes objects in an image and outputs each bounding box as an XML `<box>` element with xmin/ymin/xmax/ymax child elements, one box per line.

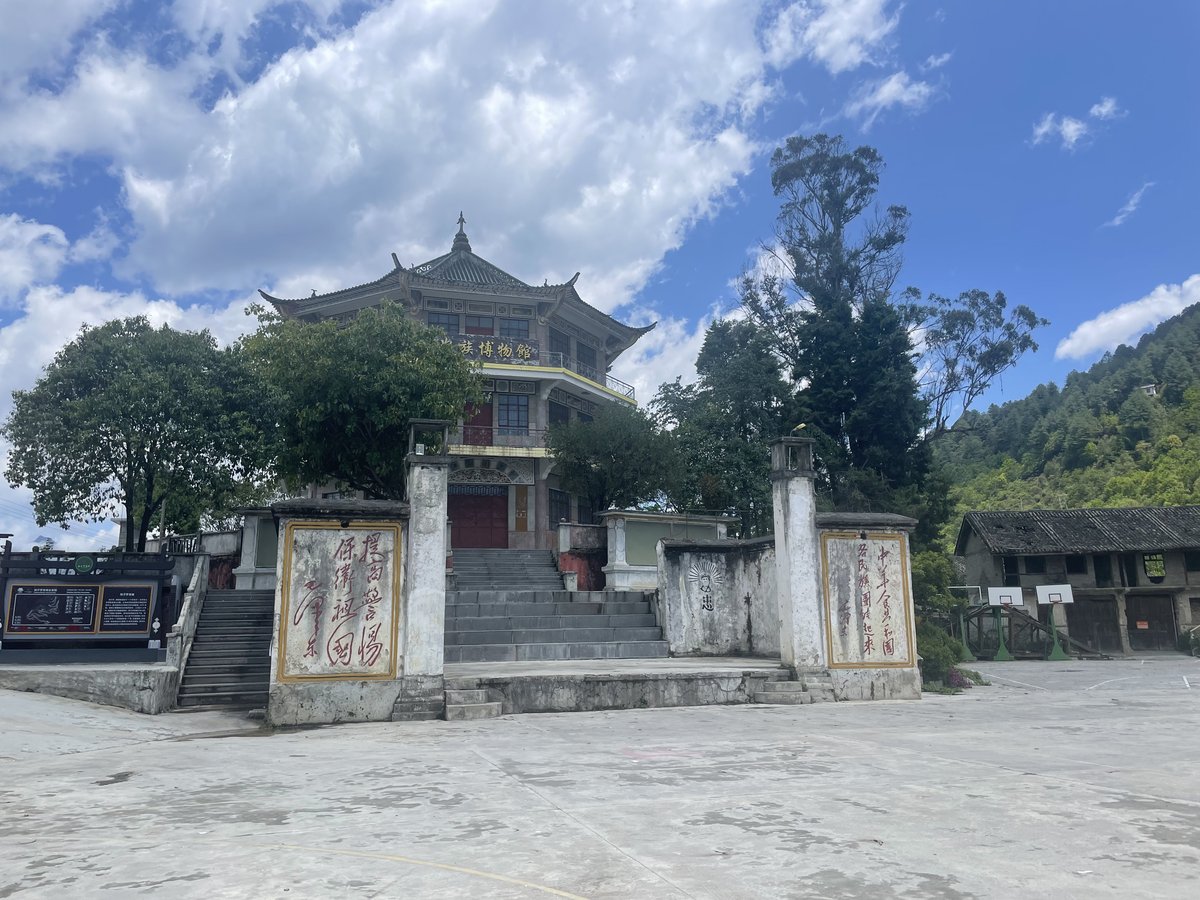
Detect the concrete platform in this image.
<box><xmin>0</xmin><ymin>655</ymin><xmax>1197</xmax><ymax>898</ymax></box>
<box><xmin>445</xmin><ymin>656</ymin><xmax>791</xmax><ymax>714</ymax></box>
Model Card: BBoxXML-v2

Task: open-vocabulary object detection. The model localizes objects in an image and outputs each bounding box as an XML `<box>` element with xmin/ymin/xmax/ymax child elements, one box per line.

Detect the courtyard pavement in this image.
<box><xmin>1</xmin><ymin>655</ymin><xmax>1198</xmax><ymax>899</ymax></box>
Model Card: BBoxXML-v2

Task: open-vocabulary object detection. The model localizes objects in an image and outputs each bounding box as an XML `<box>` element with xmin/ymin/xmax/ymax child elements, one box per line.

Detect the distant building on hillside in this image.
<box><xmin>955</xmin><ymin>506</ymin><xmax>1200</xmax><ymax>655</ymax></box>
<box><xmin>259</xmin><ymin>215</ymin><xmax>655</xmax><ymax>551</ymax></box>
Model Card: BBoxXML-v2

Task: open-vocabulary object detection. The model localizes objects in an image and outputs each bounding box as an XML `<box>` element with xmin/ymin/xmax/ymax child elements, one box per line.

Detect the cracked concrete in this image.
<box><xmin>0</xmin><ymin>656</ymin><xmax>1197</xmax><ymax>898</ymax></box>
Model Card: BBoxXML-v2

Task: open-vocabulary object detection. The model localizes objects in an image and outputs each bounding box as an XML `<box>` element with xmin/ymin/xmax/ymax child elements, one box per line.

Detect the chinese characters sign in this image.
<box><xmin>278</xmin><ymin>522</ymin><xmax>401</xmax><ymax>681</ymax></box>
<box><xmin>822</xmin><ymin>532</ymin><xmax>915</xmax><ymax>668</ymax></box>
<box><xmin>453</xmin><ymin>335</ymin><xmax>539</xmax><ymax>364</ymax></box>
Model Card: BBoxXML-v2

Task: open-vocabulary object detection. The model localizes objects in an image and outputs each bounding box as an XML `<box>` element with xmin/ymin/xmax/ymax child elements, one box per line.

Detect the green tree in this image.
<box><xmin>739</xmin><ymin>134</ymin><xmax>927</xmax><ymax>508</ymax></box>
<box><xmin>4</xmin><ymin>317</ymin><xmax>273</xmax><ymax>552</ymax></box>
<box><xmin>546</xmin><ymin>403</ymin><xmax>679</xmax><ymax>513</ymax></box>
<box><xmin>916</xmin><ymin>289</ymin><xmax>1047</xmax><ymax>437</ymax></box>
<box><xmin>652</xmin><ymin>319</ymin><xmax>796</xmax><ymax>535</ymax></box>
<box><xmin>244</xmin><ymin>302</ymin><xmax>483</xmax><ymax>500</ymax></box>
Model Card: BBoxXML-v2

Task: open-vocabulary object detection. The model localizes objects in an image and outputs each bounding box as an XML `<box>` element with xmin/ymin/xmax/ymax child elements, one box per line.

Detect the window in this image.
<box><xmin>428</xmin><ymin>312</ymin><xmax>458</xmax><ymax>335</ymax></box>
<box><xmin>1024</xmin><ymin>556</ymin><xmax>1046</xmax><ymax>575</ymax></box>
<box><xmin>548</xmin><ymin>401</ymin><xmax>570</xmax><ymax>426</ymax></box>
<box><xmin>1142</xmin><ymin>552</ymin><xmax>1166</xmax><ymax>584</ymax></box>
<box><xmin>497</xmin><ymin>394</ymin><xmax>528</xmax><ymax>434</ymax></box>
<box><xmin>548</xmin><ymin>489</ymin><xmax>570</xmax><ymax>528</ymax></box>
<box><xmin>577</xmin><ymin>496</ymin><xmax>596</xmax><ymax>526</ymax></box>
<box><xmin>577</xmin><ymin>411</ymin><xmax>593</xmax><ymax>424</ymax></box>
<box><xmin>549</xmin><ymin>328</ymin><xmax>570</xmax><ymax>358</ymax></box>
<box><xmin>465</xmin><ymin>315</ymin><xmax>494</xmax><ymax>335</ymax></box>
<box><xmin>499</xmin><ymin>318</ymin><xmax>529</xmax><ymax>340</ymax></box>
<box><xmin>1185</xmin><ymin>550</ymin><xmax>1200</xmax><ymax>572</ymax></box>
<box><xmin>576</xmin><ymin>342</ymin><xmax>597</xmax><ymax>374</ymax></box>
<box><xmin>1065</xmin><ymin>555</ymin><xmax>1088</xmax><ymax>575</ymax></box>
<box><xmin>1002</xmin><ymin>556</ymin><xmax>1019</xmax><ymax>588</ymax></box>
<box><xmin>1094</xmin><ymin>554</ymin><xmax>1113</xmax><ymax>588</ymax></box>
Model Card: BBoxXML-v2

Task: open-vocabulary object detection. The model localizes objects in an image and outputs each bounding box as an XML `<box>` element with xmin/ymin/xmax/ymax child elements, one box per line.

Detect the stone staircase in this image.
<box><xmin>452</xmin><ymin>548</ymin><xmax>566</xmax><ymax>591</ymax></box>
<box><xmin>444</xmin><ymin>687</ymin><xmax>503</xmax><ymax>721</ymax></box>
<box><xmin>753</xmin><ymin>670</ymin><xmax>836</xmax><ymax>705</ymax></box>
<box><xmin>444</xmin><ymin>589</ymin><xmax>669</xmax><ymax>663</ymax></box>
<box><xmin>176</xmin><ymin>589</ymin><xmax>274</xmax><ymax>709</ymax></box>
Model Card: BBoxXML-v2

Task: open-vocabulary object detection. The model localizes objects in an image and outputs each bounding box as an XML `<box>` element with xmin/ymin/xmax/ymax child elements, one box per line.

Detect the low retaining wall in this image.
<box><xmin>447</xmin><ymin>667</ymin><xmax>790</xmax><ymax>714</ymax></box>
<box><xmin>0</xmin><ymin>663</ymin><xmax>178</xmax><ymax>714</ymax></box>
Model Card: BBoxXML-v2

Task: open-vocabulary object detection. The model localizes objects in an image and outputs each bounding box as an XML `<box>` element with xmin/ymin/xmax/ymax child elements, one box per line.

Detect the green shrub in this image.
<box><xmin>916</xmin><ymin>621</ymin><xmax>963</xmax><ymax>683</ymax></box>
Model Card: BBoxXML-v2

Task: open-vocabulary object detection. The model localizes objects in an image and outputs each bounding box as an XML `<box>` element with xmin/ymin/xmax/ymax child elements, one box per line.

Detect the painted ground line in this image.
<box><xmin>971</xmin><ymin>672</ymin><xmax>1049</xmax><ymax>691</ymax></box>
<box><xmin>1185</xmin><ymin>676</ymin><xmax>1191</xmax><ymax>690</ymax></box>
<box><xmin>1083</xmin><ymin>676</ymin><xmax>1139</xmax><ymax>691</ymax></box>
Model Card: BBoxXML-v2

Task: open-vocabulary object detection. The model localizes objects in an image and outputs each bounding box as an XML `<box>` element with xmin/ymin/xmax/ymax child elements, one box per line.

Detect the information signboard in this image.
<box><xmin>99</xmin><ymin>585</ymin><xmax>154</xmax><ymax>633</ymax></box>
<box><xmin>6</xmin><ymin>584</ymin><xmax>99</xmax><ymax>633</ymax></box>
<box><xmin>4</xmin><ymin>581</ymin><xmax>158</xmax><ymax>638</ymax></box>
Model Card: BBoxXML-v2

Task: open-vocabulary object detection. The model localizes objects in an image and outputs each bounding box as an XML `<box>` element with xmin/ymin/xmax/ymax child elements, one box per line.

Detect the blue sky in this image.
<box><xmin>0</xmin><ymin>0</ymin><xmax>1197</xmax><ymax>547</ymax></box>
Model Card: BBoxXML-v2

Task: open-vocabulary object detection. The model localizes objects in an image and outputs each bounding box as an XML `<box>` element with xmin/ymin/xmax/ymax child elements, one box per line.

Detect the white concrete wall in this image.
<box><xmin>655</xmin><ymin>539</ymin><xmax>779</xmax><ymax>657</ymax></box>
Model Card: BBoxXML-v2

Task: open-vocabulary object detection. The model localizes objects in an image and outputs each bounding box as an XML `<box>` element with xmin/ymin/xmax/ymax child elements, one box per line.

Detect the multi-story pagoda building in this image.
<box><xmin>260</xmin><ymin>215</ymin><xmax>654</xmax><ymax>551</ymax></box>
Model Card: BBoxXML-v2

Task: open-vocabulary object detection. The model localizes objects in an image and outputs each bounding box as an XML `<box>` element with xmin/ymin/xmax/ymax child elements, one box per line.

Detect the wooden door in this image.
<box><xmin>448</xmin><ymin>486</ymin><xmax>509</xmax><ymax>548</ymax></box>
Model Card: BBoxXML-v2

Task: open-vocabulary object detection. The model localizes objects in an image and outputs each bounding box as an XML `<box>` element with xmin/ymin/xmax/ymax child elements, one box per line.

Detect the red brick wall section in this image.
<box><xmin>559</xmin><ymin>550</ymin><xmax>606</xmax><ymax>590</ymax></box>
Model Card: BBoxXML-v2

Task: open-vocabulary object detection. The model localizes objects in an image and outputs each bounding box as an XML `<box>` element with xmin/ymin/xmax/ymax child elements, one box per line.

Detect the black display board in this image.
<box><xmin>99</xmin><ymin>585</ymin><xmax>153</xmax><ymax>633</ymax></box>
<box><xmin>6</xmin><ymin>584</ymin><xmax>99</xmax><ymax>633</ymax></box>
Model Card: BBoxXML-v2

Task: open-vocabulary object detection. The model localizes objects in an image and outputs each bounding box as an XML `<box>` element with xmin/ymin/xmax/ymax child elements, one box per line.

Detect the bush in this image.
<box><xmin>916</xmin><ymin>621</ymin><xmax>963</xmax><ymax>683</ymax></box>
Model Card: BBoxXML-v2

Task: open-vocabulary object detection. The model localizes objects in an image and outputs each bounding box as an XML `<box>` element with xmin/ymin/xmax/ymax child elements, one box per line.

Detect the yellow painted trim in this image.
<box><xmin>479</xmin><ymin>363</ymin><xmax>637</xmax><ymax>405</ymax></box>
<box><xmin>820</xmin><ymin>530</ymin><xmax>917</xmax><ymax>669</ymax></box>
<box><xmin>253</xmin><ymin>843</ymin><xmax>590</xmax><ymax>899</ymax></box>
<box><xmin>276</xmin><ymin>520</ymin><xmax>403</xmax><ymax>683</ymax></box>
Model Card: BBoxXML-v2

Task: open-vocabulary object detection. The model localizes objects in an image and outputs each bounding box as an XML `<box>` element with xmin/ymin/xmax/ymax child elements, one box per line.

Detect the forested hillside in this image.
<box><xmin>935</xmin><ymin>303</ymin><xmax>1200</xmax><ymax>546</ymax></box>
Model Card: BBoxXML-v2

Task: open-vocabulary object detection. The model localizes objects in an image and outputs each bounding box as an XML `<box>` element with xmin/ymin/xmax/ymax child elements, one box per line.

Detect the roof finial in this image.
<box><xmin>452</xmin><ymin>211</ymin><xmax>472</xmax><ymax>252</ymax></box>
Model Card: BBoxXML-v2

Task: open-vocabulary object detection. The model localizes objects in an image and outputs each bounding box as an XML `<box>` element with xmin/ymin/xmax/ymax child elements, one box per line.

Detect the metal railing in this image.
<box><xmin>541</xmin><ymin>352</ymin><xmax>635</xmax><ymax>399</ymax></box>
<box><xmin>449</xmin><ymin>425</ymin><xmax>550</xmax><ymax>449</ymax></box>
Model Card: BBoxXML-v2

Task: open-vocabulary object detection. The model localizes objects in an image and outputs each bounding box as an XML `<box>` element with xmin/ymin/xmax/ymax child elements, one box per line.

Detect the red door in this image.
<box><xmin>464</xmin><ymin>401</ymin><xmax>492</xmax><ymax>445</ymax></box>
<box><xmin>449</xmin><ymin>486</ymin><xmax>509</xmax><ymax>548</ymax></box>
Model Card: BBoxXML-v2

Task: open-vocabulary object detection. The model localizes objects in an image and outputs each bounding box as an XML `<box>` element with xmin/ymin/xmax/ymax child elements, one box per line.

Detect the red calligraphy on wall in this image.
<box><xmin>318</xmin><ymin>531</ymin><xmax>389</xmax><ymax>669</ymax></box>
<box><xmin>857</xmin><ymin>541</ymin><xmax>875</xmax><ymax>654</ymax></box>
<box><xmin>876</xmin><ymin>543</ymin><xmax>896</xmax><ymax>657</ymax></box>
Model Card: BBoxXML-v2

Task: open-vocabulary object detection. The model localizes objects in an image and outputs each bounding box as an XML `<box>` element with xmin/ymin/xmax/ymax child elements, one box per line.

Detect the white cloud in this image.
<box><xmin>843</xmin><ymin>71</ymin><xmax>935</xmax><ymax>130</ymax></box>
<box><xmin>1103</xmin><ymin>181</ymin><xmax>1155</xmax><ymax>228</ymax></box>
<box><xmin>1055</xmin><ymin>274</ymin><xmax>1200</xmax><ymax>359</ymax></box>
<box><xmin>921</xmin><ymin>51</ymin><xmax>952</xmax><ymax>71</ymax></box>
<box><xmin>0</xmin><ymin>214</ymin><xmax>68</xmax><ymax>305</ymax></box>
<box><xmin>1031</xmin><ymin>96</ymin><xmax>1124</xmax><ymax>151</ymax></box>
<box><xmin>615</xmin><ymin>306</ymin><xmax>733</xmax><ymax>404</ymax></box>
<box><xmin>0</xmin><ymin>0</ymin><xmax>117</xmax><ymax>82</ymax></box>
<box><xmin>1031</xmin><ymin>112</ymin><xmax>1088</xmax><ymax>150</ymax></box>
<box><xmin>764</xmin><ymin>0</ymin><xmax>900</xmax><ymax>73</ymax></box>
<box><xmin>1089</xmin><ymin>96</ymin><xmax>1123</xmax><ymax>120</ymax></box>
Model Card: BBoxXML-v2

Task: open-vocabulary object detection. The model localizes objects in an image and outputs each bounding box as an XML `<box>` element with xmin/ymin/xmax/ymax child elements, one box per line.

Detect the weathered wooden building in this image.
<box><xmin>955</xmin><ymin>507</ymin><xmax>1200</xmax><ymax>654</ymax></box>
<box><xmin>260</xmin><ymin>216</ymin><xmax>653</xmax><ymax>551</ymax></box>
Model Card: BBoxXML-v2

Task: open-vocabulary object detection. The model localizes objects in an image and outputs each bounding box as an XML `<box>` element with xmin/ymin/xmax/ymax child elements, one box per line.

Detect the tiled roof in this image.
<box><xmin>955</xmin><ymin>507</ymin><xmax>1200</xmax><ymax>556</ymax></box>
<box><xmin>410</xmin><ymin>250</ymin><xmax>531</xmax><ymax>289</ymax></box>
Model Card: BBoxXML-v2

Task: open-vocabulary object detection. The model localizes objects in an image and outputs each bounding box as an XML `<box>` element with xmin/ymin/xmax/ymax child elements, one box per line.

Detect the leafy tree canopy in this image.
<box><xmin>547</xmin><ymin>403</ymin><xmax>679</xmax><ymax>514</ymax></box>
<box><xmin>3</xmin><ymin>317</ymin><xmax>274</xmax><ymax>551</ymax></box>
<box><xmin>652</xmin><ymin>319</ymin><xmax>796</xmax><ymax>535</ymax></box>
<box><xmin>243</xmin><ymin>302</ymin><xmax>484</xmax><ymax>500</ymax></box>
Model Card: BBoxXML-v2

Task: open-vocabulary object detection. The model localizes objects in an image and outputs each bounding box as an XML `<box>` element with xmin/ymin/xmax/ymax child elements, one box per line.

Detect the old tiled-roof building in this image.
<box><xmin>260</xmin><ymin>215</ymin><xmax>654</xmax><ymax>551</ymax></box>
<box><xmin>955</xmin><ymin>507</ymin><xmax>1200</xmax><ymax>654</ymax></box>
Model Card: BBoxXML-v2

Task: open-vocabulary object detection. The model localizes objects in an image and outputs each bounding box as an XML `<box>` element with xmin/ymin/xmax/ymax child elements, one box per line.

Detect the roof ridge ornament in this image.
<box><xmin>452</xmin><ymin>211</ymin><xmax>471</xmax><ymax>252</ymax></box>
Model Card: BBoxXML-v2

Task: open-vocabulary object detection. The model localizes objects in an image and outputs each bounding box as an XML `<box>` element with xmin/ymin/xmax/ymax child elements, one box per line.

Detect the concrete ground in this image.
<box><xmin>1</xmin><ymin>656</ymin><xmax>1198</xmax><ymax>899</ymax></box>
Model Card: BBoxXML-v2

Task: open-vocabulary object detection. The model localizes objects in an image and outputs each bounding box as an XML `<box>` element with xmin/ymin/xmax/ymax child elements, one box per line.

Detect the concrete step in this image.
<box><xmin>184</xmin><ymin>663</ymin><xmax>271</xmax><ymax>675</ymax></box>
<box><xmin>187</xmin><ymin>648</ymin><xmax>271</xmax><ymax>659</ymax></box>
<box><xmin>754</xmin><ymin>690</ymin><xmax>813</xmax><ymax>705</ymax></box>
<box><xmin>177</xmin><ymin>691</ymin><xmax>268</xmax><ymax>707</ymax></box>
<box><xmin>446</xmin><ymin>627</ymin><xmax>663</xmax><ymax>645</ymax></box>
<box><xmin>444</xmin><ymin>701</ymin><xmax>503</xmax><ymax>721</ymax></box>
<box><xmin>454</xmin><ymin>602</ymin><xmax>651</xmax><ymax>618</ymax></box>
<box><xmin>756</xmin><ymin>682</ymin><xmax>807</xmax><ymax>694</ymax></box>
<box><xmin>446</xmin><ymin>614</ymin><xmax>658</xmax><ymax>630</ymax></box>
<box><xmin>445</xmin><ymin>688</ymin><xmax>491</xmax><ymax>704</ymax></box>
<box><xmin>444</xmin><ymin>641</ymin><xmax>670</xmax><ymax>663</ymax></box>
<box><xmin>179</xmin><ymin>677</ymin><xmax>271</xmax><ymax>691</ymax></box>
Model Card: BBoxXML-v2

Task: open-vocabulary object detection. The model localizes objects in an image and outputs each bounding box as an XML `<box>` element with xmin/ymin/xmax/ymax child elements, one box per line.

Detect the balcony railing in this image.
<box><xmin>542</xmin><ymin>352</ymin><xmax>635</xmax><ymax>400</ymax></box>
<box><xmin>447</xmin><ymin>333</ymin><xmax>635</xmax><ymax>399</ymax></box>
<box><xmin>449</xmin><ymin>425</ymin><xmax>550</xmax><ymax>450</ymax></box>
